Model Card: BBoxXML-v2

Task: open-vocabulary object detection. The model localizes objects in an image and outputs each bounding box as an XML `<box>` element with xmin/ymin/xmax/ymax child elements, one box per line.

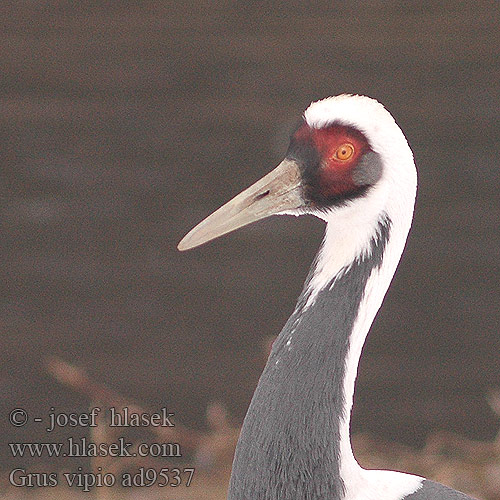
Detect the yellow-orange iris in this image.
<box><xmin>334</xmin><ymin>143</ymin><xmax>355</xmax><ymax>161</ymax></box>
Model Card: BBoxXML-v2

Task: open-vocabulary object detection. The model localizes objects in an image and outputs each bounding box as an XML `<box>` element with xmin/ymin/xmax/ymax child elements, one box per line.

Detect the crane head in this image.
<box><xmin>178</xmin><ymin>94</ymin><xmax>415</xmax><ymax>252</ymax></box>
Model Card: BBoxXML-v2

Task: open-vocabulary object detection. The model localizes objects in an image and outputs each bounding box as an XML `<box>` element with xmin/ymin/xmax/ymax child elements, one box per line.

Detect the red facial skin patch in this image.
<box><xmin>293</xmin><ymin>124</ymin><xmax>371</xmax><ymax>199</ymax></box>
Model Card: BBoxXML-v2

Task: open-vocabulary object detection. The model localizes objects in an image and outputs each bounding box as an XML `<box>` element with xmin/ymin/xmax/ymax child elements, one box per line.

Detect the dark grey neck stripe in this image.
<box><xmin>228</xmin><ymin>216</ymin><xmax>391</xmax><ymax>500</ymax></box>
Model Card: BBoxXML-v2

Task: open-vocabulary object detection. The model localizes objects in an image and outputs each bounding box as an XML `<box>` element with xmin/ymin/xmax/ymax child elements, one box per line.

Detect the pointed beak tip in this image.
<box><xmin>177</xmin><ymin>236</ymin><xmax>193</xmax><ymax>252</ymax></box>
<box><xmin>177</xmin><ymin>229</ymin><xmax>209</xmax><ymax>251</ymax></box>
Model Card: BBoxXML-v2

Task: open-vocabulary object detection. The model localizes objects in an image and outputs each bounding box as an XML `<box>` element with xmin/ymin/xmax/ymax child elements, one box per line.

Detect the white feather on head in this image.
<box><xmin>300</xmin><ymin>94</ymin><xmax>417</xmax><ymax>306</ymax></box>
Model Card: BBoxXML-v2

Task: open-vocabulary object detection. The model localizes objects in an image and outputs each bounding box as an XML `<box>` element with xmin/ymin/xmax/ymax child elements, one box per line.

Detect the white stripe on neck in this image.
<box><xmin>339</xmin><ymin>261</ymin><xmax>423</xmax><ymax>500</ymax></box>
<box><xmin>301</xmin><ymin>178</ymin><xmax>422</xmax><ymax>499</ymax></box>
<box><xmin>337</xmin><ymin>205</ymin><xmax>422</xmax><ymax>499</ymax></box>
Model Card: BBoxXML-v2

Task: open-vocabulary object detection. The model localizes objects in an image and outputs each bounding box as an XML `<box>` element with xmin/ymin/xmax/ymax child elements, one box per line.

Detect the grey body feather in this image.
<box><xmin>404</xmin><ymin>480</ymin><xmax>475</xmax><ymax>500</ymax></box>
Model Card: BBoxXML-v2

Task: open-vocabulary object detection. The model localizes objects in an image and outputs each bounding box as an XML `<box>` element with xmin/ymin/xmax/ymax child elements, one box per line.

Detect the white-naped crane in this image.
<box><xmin>178</xmin><ymin>95</ymin><xmax>475</xmax><ymax>500</ymax></box>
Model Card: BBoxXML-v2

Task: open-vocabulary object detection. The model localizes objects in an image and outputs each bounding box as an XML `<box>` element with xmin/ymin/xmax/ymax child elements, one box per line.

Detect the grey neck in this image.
<box><xmin>228</xmin><ymin>217</ymin><xmax>391</xmax><ymax>500</ymax></box>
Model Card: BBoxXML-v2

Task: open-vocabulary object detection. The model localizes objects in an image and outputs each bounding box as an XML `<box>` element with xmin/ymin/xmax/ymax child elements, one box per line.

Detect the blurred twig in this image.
<box><xmin>46</xmin><ymin>356</ymin><xmax>201</xmax><ymax>450</ymax></box>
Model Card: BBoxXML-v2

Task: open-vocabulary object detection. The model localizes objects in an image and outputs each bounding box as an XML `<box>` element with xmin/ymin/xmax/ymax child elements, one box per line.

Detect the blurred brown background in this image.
<box><xmin>1</xmin><ymin>0</ymin><xmax>499</xmax><ymax>492</ymax></box>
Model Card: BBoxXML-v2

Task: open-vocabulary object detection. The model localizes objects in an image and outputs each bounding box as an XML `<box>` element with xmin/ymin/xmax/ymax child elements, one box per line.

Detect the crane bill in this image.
<box><xmin>177</xmin><ymin>159</ymin><xmax>304</xmax><ymax>251</ymax></box>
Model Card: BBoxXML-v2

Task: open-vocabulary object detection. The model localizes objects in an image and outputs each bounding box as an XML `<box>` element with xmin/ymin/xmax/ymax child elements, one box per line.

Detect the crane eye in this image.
<box><xmin>334</xmin><ymin>143</ymin><xmax>355</xmax><ymax>161</ymax></box>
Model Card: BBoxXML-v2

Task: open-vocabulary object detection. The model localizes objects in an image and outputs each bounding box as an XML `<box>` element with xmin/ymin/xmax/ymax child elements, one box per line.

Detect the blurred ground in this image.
<box><xmin>0</xmin><ymin>0</ymin><xmax>499</xmax><ymax>498</ymax></box>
